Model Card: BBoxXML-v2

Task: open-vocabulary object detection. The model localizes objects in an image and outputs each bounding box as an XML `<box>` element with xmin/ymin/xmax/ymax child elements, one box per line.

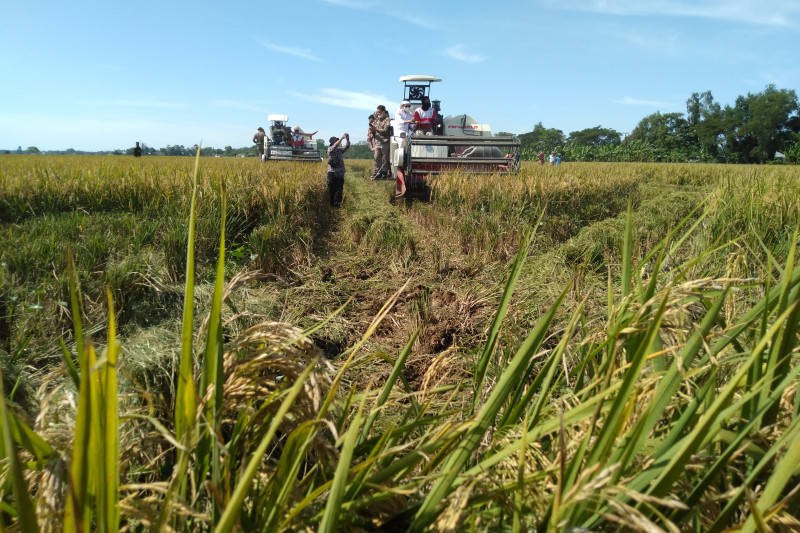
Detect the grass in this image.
<box><xmin>1</xmin><ymin>154</ymin><xmax>800</xmax><ymax>531</ymax></box>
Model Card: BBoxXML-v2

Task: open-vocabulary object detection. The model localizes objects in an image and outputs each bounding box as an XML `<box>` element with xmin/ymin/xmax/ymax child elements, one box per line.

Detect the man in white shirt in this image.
<box><xmin>393</xmin><ymin>100</ymin><xmax>414</xmax><ymax>140</ymax></box>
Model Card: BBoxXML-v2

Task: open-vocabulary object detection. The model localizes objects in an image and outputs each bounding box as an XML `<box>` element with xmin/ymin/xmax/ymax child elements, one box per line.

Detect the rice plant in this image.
<box><xmin>1</xmin><ymin>154</ymin><xmax>799</xmax><ymax>531</ymax></box>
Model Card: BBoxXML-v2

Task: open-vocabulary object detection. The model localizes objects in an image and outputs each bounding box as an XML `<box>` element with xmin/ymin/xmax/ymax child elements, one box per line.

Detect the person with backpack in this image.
<box><xmin>253</xmin><ymin>127</ymin><xmax>266</xmax><ymax>161</ymax></box>
<box><xmin>327</xmin><ymin>133</ymin><xmax>350</xmax><ymax>208</ymax></box>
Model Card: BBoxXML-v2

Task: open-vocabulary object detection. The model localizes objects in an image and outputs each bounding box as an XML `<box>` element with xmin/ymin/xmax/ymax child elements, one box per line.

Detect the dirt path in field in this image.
<box><xmin>290</xmin><ymin>172</ymin><xmax>501</xmax><ymax>389</ymax></box>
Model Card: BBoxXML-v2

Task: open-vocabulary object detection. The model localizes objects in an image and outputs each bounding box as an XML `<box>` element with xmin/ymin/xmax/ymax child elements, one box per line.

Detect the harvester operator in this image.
<box><xmin>413</xmin><ymin>96</ymin><xmax>436</xmax><ymax>135</ymax></box>
<box><xmin>291</xmin><ymin>126</ymin><xmax>305</xmax><ymax>152</ymax></box>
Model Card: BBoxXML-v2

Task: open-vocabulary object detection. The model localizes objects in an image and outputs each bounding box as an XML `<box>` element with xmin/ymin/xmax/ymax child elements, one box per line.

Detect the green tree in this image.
<box><xmin>26</xmin><ymin>146</ymin><xmax>40</xmax><ymax>154</ymax></box>
<box><xmin>518</xmin><ymin>122</ymin><xmax>565</xmax><ymax>153</ymax></box>
<box><xmin>624</xmin><ymin>112</ymin><xmax>695</xmax><ymax>160</ymax></box>
<box><xmin>567</xmin><ymin>126</ymin><xmax>621</xmax><ymax>146</ymax></box>
<box><xmin>725</xmin><ymin>84</ymin><xmax>799</xmax><ymax>163</ymax></box>
<box><xmin>686</xmin><ymin>91</ymin><xmax>726</xmax><ymax>160</ymax></box>
<box><xmin>344</xmin><ymin>141</ymin><xmax>373</xmax><ymax>159</ymax></box>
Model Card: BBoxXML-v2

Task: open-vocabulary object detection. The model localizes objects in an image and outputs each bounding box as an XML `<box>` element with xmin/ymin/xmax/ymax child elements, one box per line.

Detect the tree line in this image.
<box><xmin>517</xmin><ymin>84</ymin><xmax>799</xmax><ymax>164</ymax></box>
<box><xmin>6</xmin><ymin>84</ymin><xmax>796</xmax><ymax>163</ymax></box>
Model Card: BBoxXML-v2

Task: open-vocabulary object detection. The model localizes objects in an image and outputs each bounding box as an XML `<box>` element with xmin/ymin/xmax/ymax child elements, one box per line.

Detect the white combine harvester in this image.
<box><xmin>390</xmin><ymin>75</ymin><xmax>520</xmax><ymax>198</ymax></box>
<box><xmin>265</xmin><ymin>114</ymin><xmax>322</xmax><ymax>162</ymax></box>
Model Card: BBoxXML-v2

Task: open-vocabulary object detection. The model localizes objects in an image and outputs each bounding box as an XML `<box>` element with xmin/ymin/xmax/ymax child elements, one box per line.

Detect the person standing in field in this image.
<box><xmin>370</xmin><ymin>105</ymin><xmax>391</xmax><ymax>180</ymax></box>
<box><xmin>133</xmin><ymin>141</ymin><xmax>142</xmax><ymax>157</ymax></box>
<box><xmin>327</xmin><ymin>133</ymin><xmax>350</xmax><ymax>208</ymax></box>
<box><xmin>367</xmin><ymin>114</ymin><xmax>375</xmax><ymax>151</ymax></box>
<box><xmin>549</xmin><ymin>151</ymin><xmax>556</xmax><ymax>165</ymax></box>
<box><xmin>253</xmin><ymin>127</ymin><xmax>266</xmax><ymax>161</ymax></box>
<box><xmin>537</xmin><ymin>150</ymin><xmax>545</xmax><ymax>165</ymax></box>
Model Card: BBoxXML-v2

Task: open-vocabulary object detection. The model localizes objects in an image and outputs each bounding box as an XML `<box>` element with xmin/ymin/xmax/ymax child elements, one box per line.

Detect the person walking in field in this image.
<box><xmin>327</xmin><ymin>133</ymin><xmax>350</xmax><ymax>208</ymax></box>
<box><xmin>253</xmin><ymin>127</ymin><xmax>266</xmax><ymax>161</ymax></box>
<box><xmin>370</xmin><ymin>105</ymin><xmax>391</xmax><ymax>180</ymax></box>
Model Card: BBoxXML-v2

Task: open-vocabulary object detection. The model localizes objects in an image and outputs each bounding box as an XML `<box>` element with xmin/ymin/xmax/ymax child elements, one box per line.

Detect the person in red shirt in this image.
<box><xmin>413</xmin><ymin>96</ymin><xmax>436</xmax><ymax>135</ymax></box>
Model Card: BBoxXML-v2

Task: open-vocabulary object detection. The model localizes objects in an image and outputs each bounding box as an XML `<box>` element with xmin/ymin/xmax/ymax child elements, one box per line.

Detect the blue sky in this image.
<box><xmin>1</xmin><ymin>0</ymin><xmax>798</xmax><ymax>151</ymax></box>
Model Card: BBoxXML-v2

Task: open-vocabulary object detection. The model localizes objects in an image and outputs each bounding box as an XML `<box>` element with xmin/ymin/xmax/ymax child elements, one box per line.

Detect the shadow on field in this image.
<box><xmin>309</xmin><ymin>191</ymin><xmax>342</xmax><ymax>260</ymax></box>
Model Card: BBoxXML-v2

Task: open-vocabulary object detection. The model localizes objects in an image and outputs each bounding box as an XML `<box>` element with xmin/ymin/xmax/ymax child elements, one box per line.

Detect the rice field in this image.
<box><xmin>1</xmin><ymin>153</ymin><xmax>800</xmax><ymax>532</ymax></box>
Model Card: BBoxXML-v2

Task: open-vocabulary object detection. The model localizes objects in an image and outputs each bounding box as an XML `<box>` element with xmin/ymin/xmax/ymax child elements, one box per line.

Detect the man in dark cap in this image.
<box><xmin>253</xmin><ymin>127</ymin><xmax>266</xmax><ymax>161</ymax></box>
<box><xmin>327</xmin><ymin>133</ymin><xmax>350</xmax><ymax>207</ymax></box>
<box><xmin>369</xmin><ymin>105</ymin><xmax>391</xmax><ymax>180</ymax></box>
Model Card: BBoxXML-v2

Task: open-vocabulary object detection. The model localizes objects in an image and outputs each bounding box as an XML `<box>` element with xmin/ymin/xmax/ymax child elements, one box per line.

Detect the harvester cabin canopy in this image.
<box><xmin>399</xmin><ymin>75</ymin><xmax>441</xmax><ymax>104</ymax></box>
<box><xmin>268</xmin><ymin>114</ymin><xmax>289</xmax><ymax>123</ymax></box>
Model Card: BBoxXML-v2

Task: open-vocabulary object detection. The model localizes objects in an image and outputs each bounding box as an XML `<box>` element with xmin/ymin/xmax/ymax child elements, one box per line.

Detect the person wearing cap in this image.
<box><xmin>393</xmin><ymin>100</ymin><xmax>414</xmax><ymax>140</ymax></box>
<box><xmin>413</xmin><ymin>97</ymin><xmax>437</xmax><ymax>135</ymax></box>
<box><xmin>326</xmin><ymin>133</ymin><xmax>350</xmax><ymax>208</ymax></box>
<box><xmin>253</xmin><ymin>127</ymin><xmax>266</xmax><ymax>161</ymax></box>
<box><xmin>369</xmin><ymin>105</ymin><xmax>391</xmax><ymax>180</ymax></box>
<box><xmin>391</xmin><ymin>101</ymin><xmax>414</xmax><ymax>172</ymax></box>
<box><xmin>367</xmin><ymin>114</ymin><xmax>375</xmax><ymax>151</ymax></box>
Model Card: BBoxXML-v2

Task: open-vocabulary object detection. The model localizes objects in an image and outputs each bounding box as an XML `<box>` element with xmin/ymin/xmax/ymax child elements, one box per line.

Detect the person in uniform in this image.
<box><xmin>253</xmin><ymin>127</ymin><xmax>266</xmax><ymax>161</ymax></box>
<box><xmin>369</xmin><ymin>105</ymin><xmax>391</xmax><ymax>180</ymax></box>
<box><xmin>327</xmin><ymin>134</ymin><xmax>350</xmax><ymax>207</ymax></box>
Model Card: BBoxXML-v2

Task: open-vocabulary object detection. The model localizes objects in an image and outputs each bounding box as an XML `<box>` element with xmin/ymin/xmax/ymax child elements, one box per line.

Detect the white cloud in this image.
<box><xmin>320</xmin><ymin>0</ymin><xmax>436</xmax><ymax>28</ymax></box>
<box><xmin>385</xmin><ymin>10</ymin><xmax>438</xmax><ymax>29</ymax></box>
<box><xmin>211</xmin><ymin>100</ymin><xmax>267</xmax><ymax>113</ymax></box>
<box><xmin>320</xmin><ymin>0</ymin><xmax>377</xmax><ymax>8</ymax></box>
<box><xmin>613</xmin><ymin>96</ymin><xmax>675</xmax><ymax>107</ymax></box>
<box><xmin>445</xmin><ymin>44</ymin><xmax>486</xmax><ymax>63</ymax></box>
<box><xmin>547</xmin><ymin>0</ymin><xmax>799</xmax><ymax>26</ymax></box>
<box><xmin>289</xmin><ymin>88</ymin><xmax>393</xmax><ymax>111</ymax></box>
<box><xmin>256</xmin><ymin>39</ymin><xmax>321</xmax><ymax>62</ymax></box>
<box><xmin>617</xmin><ymin>28</ymin><xmax>679</xmax><ymax>53</ymax></box>
<box><xmin>74</xmin><ymin>99</ymin><xmax>183</xmax><ymax>109</ymax></box>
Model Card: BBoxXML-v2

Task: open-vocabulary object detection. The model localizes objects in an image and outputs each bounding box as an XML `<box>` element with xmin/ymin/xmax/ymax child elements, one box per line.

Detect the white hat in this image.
<box><xmin>401</xmin><ymin>100</ymin><xmax>411</xmax><ymax>106</ymax></box>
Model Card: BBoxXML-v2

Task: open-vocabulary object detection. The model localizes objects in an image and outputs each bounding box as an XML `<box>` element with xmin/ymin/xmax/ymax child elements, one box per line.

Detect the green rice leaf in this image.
<box><xmin>319</xmin><ymin>398</ymin><xmax>364</xmax><ymax>533</ymax></box>
<box><xmin>214</xmin><ymin>362</ymin><xmax>316</xmax><ymax>533</ymax></box>
<box><xmin>0</xmin><ymin>365</ymin><xmax>40</xmax><ymax>533</ymax></box>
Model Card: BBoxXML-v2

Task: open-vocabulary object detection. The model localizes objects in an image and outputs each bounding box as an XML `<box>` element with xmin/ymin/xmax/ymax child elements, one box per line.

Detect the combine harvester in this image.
<box><xmin>265</xmin><ymin>114</ymin><xmax>322</xmax><ymax>162</ymax></box>
<box><xmin>391</xmin><ymin>75</ymin><xmax>520</xmax><ymax>199</ymax></box>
